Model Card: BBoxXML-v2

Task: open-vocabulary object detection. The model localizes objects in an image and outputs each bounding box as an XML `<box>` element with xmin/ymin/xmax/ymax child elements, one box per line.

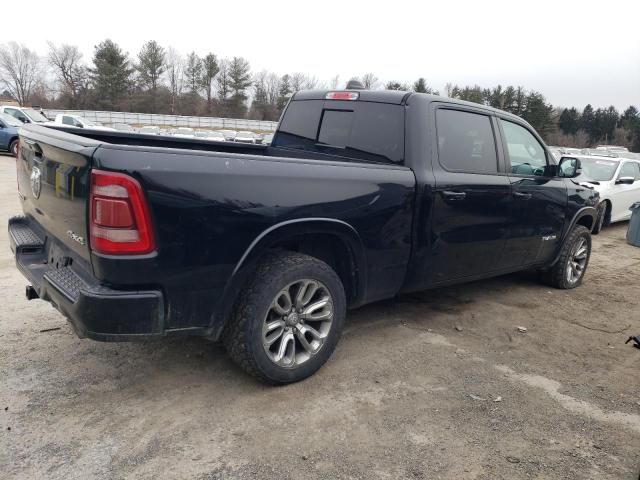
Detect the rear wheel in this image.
<box><xmin>223</xmin><ymin>252</ymin><xmax>346</xmax><ymax>384</ymax></box>
<box><xmin>540</xmin><ymin>225</ymin><xmax>591</xmax><ymax>289</ymax></box>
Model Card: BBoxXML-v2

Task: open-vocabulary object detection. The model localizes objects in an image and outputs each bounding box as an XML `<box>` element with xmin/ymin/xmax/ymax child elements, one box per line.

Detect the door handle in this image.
<box><xmin>513</xmin><ymin>192</ymin><xmax>532</xmax><ymax>200</ymax></box>
<box><xmin>442</xmin><ymin>191</ymin><xmax>467</xmax><ymax>200</ymax></box>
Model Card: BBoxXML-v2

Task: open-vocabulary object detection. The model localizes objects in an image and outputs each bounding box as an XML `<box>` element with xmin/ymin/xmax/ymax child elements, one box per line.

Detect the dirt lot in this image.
<box><xmin>0</xmin><ymin>153</ymin><xmax>639</xmax><ymax>480</ymax></box>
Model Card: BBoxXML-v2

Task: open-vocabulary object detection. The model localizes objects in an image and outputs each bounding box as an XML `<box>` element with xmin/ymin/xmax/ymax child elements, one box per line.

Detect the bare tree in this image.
<box><xmin>361</xmin><ymin>73</ymin><xmax>378</xmax><ymax>89</ymax></box>
<box><xmin>329</xmin><ymin>75</ymin><xmax>340</xmax><ymax>89</ymax></box>
<box><xmin>0</xmin><ymin>42</ymin><xmax>41</xmax><ymax>105</ymax></box>
<box><xmin>165</xmin><ymin>47</ymin><xmax>183</xmax><ymax>115</ymax></box>
<box><xmin>290</xmin><ymin>72</ymin><xmax>319</xmax><ymax>92</ymax></box>
<box><xmin>265</xmin><ymin>72</ymin><xmax>280</xmax><ymax>105</ymax></box>
<box><xmin>47</xmin><ymin>42</ymin><xmax>87</xmax><ymax>107</ymax></box>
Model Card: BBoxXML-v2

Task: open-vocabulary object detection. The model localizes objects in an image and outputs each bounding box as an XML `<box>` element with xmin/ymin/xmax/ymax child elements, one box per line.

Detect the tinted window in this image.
<box><xmin>501</xmin><ymin>120</ymin><xmax>547</xmax><ymax>176</ymax></box>
<box><xmin>619</xmin><ymin>162</ymin><xmax>640</xmax><ymax>180</ymax></box>
<box><xmin>318</xmin><ymin>110</ymin><xmax>353</xmax><ymax>147</ymax></box>
<box><xmin>274</xmin><ymin>100</ymin><xmax>404</xmax><ymax>164</ymax></box>
<box><xmin>436</xmin><ymin>109</ymin><xmax>498</xmax><ymax>174</ymax></box>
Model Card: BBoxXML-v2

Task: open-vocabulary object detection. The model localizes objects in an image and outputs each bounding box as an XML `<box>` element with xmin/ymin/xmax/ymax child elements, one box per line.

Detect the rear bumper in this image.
<box><xmin>9</xmin><ymin>216</ymin><xmax>165</xmax><ymax>341</ymax></box>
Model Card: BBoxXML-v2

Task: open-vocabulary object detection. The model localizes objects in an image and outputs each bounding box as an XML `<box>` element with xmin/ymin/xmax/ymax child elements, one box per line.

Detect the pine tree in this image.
<box><xmin>277</xmin><ymin>74</ymin><xmax>292</xmax><ymax>110</ymax></box>
<box><xmin>522</xmin><ymin>92</ymin><xmax>554</xmax><ymax>137</ymax></box>
<box><xmin>136</xmin><ymin>40</ymin><xmax>165</xmax><ymax>113</ymax></box>
<box><xmin>90</xmin><ymin>39</ymin><xmax>132</xmax><ymax>109</ymax></box>
<box><xmin>184</xmin><ymin>52</ymin><xmax>202</xmax><ymax>93</ymax></box>
<box><xmin>200</xmin><ymin>53</ymin><xmax>219</xmax><ymax>112</ymax></box>
<box><xmin>558</xmin><ymin>107</ymin><xmax>580</xmax><ymax>135</ymax></box>
<box><xmin>228</xmin><ymin>57</ymin><xmax>251</xmax><ymax>100</ymax></box>
<box><xmin>580</xmin><ymin>104</ymin><xmax>596</xmax><ymax>142</ymax></box>
<box><xmin>412</xmin><ymin>78</ymin><xmax>437</xmax><ymax>94</ymax></box>
<box><xmin>385</xmin><ymin>81</ymin><xmax>409</xmax><ymax>91</ymax></box>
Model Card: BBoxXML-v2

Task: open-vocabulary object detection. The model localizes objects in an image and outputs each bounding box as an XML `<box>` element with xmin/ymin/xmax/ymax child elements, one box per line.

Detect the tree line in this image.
<box><xmin>0</xmin><ymin>40</ymin><xmax>638</xmax><ymax>151</ymax></box>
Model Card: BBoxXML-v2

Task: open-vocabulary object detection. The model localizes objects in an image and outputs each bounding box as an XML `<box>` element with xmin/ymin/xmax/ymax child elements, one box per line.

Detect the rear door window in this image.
<box><xmin>436</xmin><ymin>109</ymin><xmax>499</xmax><ymax>174</ymax></box>
<box><xmin>274</xmin><ymin>100</ymin><xmax>404</xmax><ymax>164</ymax></box>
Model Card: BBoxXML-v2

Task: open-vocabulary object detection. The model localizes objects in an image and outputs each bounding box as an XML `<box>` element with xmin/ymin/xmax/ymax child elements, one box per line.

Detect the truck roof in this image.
<box><xmin>291</xmin><ymin>89</ymin><xmax>528</xmax><ymax>124</ymax></box>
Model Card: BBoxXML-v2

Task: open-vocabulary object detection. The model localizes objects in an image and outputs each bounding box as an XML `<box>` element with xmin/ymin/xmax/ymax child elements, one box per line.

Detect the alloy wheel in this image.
<box><xmin>566</xmin><ymin>236</ymin><xmax>588</xmax><ymax>284</ymax></box>
<box><xmin>262</xmin><ymin>279</ymin><xmax>334</xmax><ymax>368</ymax></box>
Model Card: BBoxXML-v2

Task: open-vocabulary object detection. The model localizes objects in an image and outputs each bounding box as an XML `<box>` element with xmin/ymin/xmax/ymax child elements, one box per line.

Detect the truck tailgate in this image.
<box><xmin>16</xmin><ymin>125</ymin><xmax>100</xmax><ymax>262</ymax></box>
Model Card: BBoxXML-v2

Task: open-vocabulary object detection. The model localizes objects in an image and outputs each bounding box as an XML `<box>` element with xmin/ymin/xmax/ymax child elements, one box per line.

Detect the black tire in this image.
<box><xmin>592</xmin><ymin>202</ymin><xmax>607</xmax><ymax>234</ymax></box>
<box><xmin>223</xmin><ymin>251</ymin><xmax>346</xmax><ymax>384</ymax></box>
<box><xmin>541</xmin><ymin>225</ymin><xmax>591</xmax><ymax>289</ymax></box>
<box><xmin>9</xmin><ymin>139</ymin><xmax>18</xmax><ymax>158</ymax></box>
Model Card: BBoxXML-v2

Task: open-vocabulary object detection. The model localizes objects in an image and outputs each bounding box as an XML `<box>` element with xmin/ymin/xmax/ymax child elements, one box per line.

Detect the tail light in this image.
<box><xmin>89</xmin><ymin>170</ymin><xmax>155</xmax><ymax>255</ymax></box>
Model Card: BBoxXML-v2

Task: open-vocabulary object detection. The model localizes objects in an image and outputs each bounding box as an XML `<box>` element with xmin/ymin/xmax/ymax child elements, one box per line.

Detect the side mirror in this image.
<box><xmin>19</xmin><ymin>117</ymin><xmax>29</xmax><ymax>124</ymax></box>
<box><xmin>558</xmin><ymin>156</ymin><xmax>582</xmax><ymax>178</ymax></box>
<box><xmin>616</xmin><ymin>176</ymin><xmax>635</xmax><ymax>185</ymax></box>
<box><xmin>0</xmin><ymin>122</ymin><xmax>5</xmax><ymax>129</ymax></box>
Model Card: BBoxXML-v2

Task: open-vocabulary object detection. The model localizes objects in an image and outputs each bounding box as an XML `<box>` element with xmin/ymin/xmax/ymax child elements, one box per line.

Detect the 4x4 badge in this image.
<box><xmin>30</xmin><ymin>167</ymin><xmax>42</xmax><ymax>199</ymax></box>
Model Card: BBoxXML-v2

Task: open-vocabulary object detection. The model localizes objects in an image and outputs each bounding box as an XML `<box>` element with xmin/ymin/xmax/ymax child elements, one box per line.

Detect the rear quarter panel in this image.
<box><xmin>92</xmin><ymin>145</ymin><xmax>416</xmax><ymax>329</ymax></box>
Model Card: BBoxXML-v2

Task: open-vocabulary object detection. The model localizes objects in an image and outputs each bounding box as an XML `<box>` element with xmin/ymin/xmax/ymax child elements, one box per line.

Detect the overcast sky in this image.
<box><xmin>2</xmin><ymin>0</ymin><xmax>638</xmax><ymax>110</ymax></box>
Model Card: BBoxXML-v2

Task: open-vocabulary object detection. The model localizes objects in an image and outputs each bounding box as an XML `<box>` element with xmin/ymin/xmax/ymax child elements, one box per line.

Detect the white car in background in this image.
<box><xmin>0</xmin><ymin>106</ymin><xmax>52</xmax><ymax>124</ymax></box>
<box><xmin>173</xmin><ymin>127</ymin><xmax>195</xmax><ymax>138</ymax></box>
<box><xmin>218</xmin><ymin>129</ymin><xmax>237</xmax><ymax>142</ymax></box>
<box><xmin>139</xmin><ymin>126</ymin><xmax>161</xmax><ymax>135</ymax></box>
<box><xmin>234</xmin><ymin>131</ymin><xmax>257</xmax><ymax>144</ymax></box>
<box><xmin>195</xmin><ymin>130</ymin><xmax>226</xmax><ymax>142</ymax></box>
<box><xmin>571</xmin><ymin>155</ymin><xmax>640</xmax><ymax>233</ymax></box>
<box><xmin>54</xmin><ymin>114</ymin><xmax>115</xmax><ymax>131</ymax></box>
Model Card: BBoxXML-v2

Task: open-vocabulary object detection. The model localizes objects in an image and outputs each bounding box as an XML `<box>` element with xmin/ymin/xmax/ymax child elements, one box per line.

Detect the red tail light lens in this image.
<box><xmin>89</xmin><ymin>170</ymin><xmax>155</xmax><ymax>255</ymax></box>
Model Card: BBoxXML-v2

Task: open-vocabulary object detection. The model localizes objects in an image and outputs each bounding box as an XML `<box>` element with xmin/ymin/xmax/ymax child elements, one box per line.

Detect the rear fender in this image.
<box><xmin>209</xmin><ymin>218</ymin><xmax>367</xmax><ymax>339</ymax></box>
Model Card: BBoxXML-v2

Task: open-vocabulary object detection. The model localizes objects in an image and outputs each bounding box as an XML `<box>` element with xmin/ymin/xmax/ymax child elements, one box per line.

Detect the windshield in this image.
<box><xmin>0</xmin><ymin>112</ymin><xmax>23</xmax><ymax>127</ymax></box>
<box><xmin>579</xmin><ymin>158</ymin><xmax>619</xmax><ymax>182</ymax></box>
<box><xmin>22</xmin><ymin>108</ymin><xmax>49</xmax><ymax>122</ymax></box>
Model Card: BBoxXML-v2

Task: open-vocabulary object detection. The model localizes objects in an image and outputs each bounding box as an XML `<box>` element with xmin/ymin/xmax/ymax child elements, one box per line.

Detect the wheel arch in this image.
<box><xmin>209</xmin><ymin>218</ymin><xmax>367</xmax><ymax>340</ymax></box>
<box><xmin>550</xmin><ymin>206</ymin><xmax>596</xmax><ymax>266</ymax></box>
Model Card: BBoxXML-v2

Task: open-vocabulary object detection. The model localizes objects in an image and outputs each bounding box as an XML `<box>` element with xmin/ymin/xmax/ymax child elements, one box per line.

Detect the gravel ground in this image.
<box><xmin>0</xmin><ymin>153</ymin><xmax>639</xmax><ymax>479</ymax></box>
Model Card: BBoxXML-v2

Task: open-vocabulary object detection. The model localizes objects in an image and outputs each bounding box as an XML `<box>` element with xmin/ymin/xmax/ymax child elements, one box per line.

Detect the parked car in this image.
<box><xmin>208</xmin><ymin>131</ymin><xmax>227</xmax><ymax>142</ymax></box>
<box><xmin>262</xmin><ymin>133</ymin><xmax>274</xmax><ymax>145</ymax></box>
<box><xmin>138</xmin><ymin>126</ymin><xmax>161</xmax><ymax>135</ymax></box>
<box><xmin>234</xmin><ymin>131</ymin><xmax>258</xmax><ymax>144</ymax></box>
<box><xmin>111</xmin><ymin>123</ymin><xmax>136</xmax><ymax>133</ymax></box>
<box><xmin>173</xmin><ymin>127</ymin><xmax>195</xmax><ymax>138</ymax></box>
<box><xmin>573</xmin><ymin>155</ymin><xmax>640</xmax><ymax>233</ymax></box>
<box><xmin>0</xmin><ymin>106</ymin><xmax>52</xmax><ymax>124</ymax></box>
<box><xmin>54</xmin><ymin>114</ymin><xmax>115</xmax><ymax>131</ymax></box>
<box><xmin>218</xmin><ymin>129</ymin><xmax>237</xmax><ymax>141</ymax></box>
<box><xmin>0</xmin><ymin>112</ymin><xmax>21</xmax><ymax>156</ymax></box>
<box><xmin>11</xmin><ymin>89</ymin><xmax>599</xmax><ymax>384</ymax></box>
<box><xmin>195</xmin><ymin>130</ymin><xmax>226</xmax><ymax>142</ymax></box>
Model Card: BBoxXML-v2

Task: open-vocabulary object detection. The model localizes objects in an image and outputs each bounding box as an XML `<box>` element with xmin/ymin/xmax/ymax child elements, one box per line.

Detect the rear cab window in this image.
<box><xmin>435</xmin><ymin>108</ymin><xmax>499</xmax><ymax>174</ymax></box>
<box><xmin>273</xmin><ymin>99</ymin><xmax>404</xmax><ymax>164</ymax></box>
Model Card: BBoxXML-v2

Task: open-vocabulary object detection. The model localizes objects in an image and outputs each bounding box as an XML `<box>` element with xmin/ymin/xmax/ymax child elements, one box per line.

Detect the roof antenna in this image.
<box><xmin>346</xmin><ymin>79</ymin><xmax>365</xmax><ymax>90</ymax></box>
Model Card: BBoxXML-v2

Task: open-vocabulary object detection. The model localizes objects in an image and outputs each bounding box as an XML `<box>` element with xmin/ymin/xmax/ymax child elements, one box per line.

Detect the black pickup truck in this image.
<box><xmin>10</xmin><ymin>89</ymin><xmax>598</xmax><ymax>383</ymax></box>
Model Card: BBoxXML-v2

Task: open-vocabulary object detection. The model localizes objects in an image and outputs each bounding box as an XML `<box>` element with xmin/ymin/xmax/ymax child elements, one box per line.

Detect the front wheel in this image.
<box><xmin>223</xmin><ymin>252</ymin><xmax>346</xmax><ymax>384</ymax></box>
<box><xmin>540</xmin><ymin>225</ymin><xmax>591</xmax><ymax>289</ymax></box>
